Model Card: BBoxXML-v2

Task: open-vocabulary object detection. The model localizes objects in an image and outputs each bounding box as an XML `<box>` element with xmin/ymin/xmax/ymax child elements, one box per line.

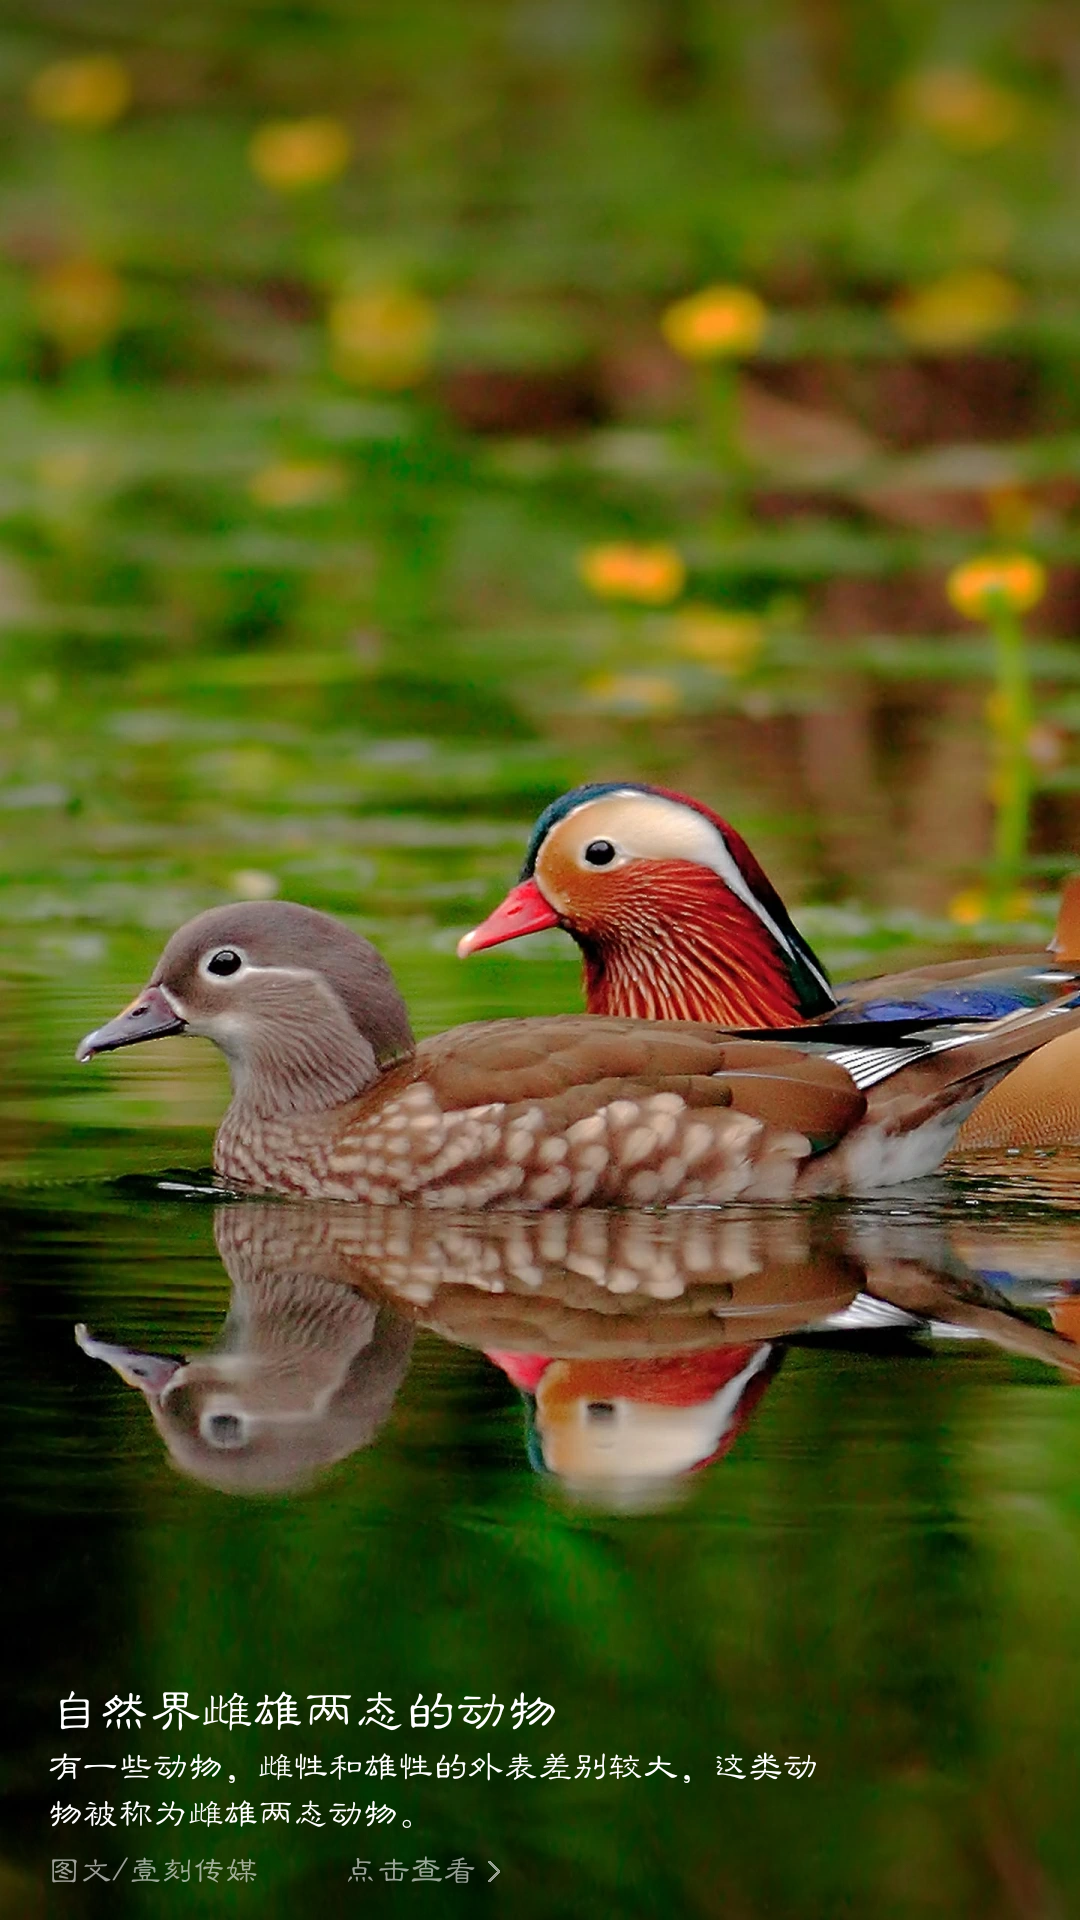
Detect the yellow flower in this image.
<box><xmin>248</xmin><ymin>458</ymin><xmax>347</xmax><ymax>509</ymax></box>
<box><xmin>948</xmin><ymin>886</ymin><xmax>986</xmax><ymax>926</ymax></box>
<box><xmin>328</xmin><ymin>287</ymin><xmax>436</xmax><ymax>389</ymax></box>
<box><xmin>34</xmin><ymin>259</ymin><xmax>123</xmax><ymax>357</ymax></box>
<box><xmin>578</xmin><ymin>543</ymin><xmax>685</xmax><ymax>605</ymax></box>
<box><xmin>947</xmin><ymin>553</ymin><xmax>1046</xmax><ymax>619</ymax></box>
<box><xmin>948</xmin><ymin>885</ymin><xmax>1032</xmax><ymax>926</ymax></box>
<box><xmin>28</xmin><ymin>55</ymin><xmax>131</xmax><ymax>129</ymax></box>
<box><xmin>585</xmin><ymin>673</ymin><xmax>681</xmax><ymax>713</ymax></box>
<box><xmin>898</xmin><ymin>69</ymin><xmax>1020</xmax><ymax>151</ymax></box>
<box><xmin>890</xmin><ymin>269</ymin><xmax>1022</xmax><ymax>350</ymax></box>
<box><xmin>673</xmin><ymin>605</ymin><xmax>763</xmax><ymax>673</ymax></box>
<box><xmin>248</xmin><ymin>116</ymin><xmax>351</xmax><ymax>192</ymax></box>
<box><xmin>660</xmin><ymin>285</ymin><xmax>767</xmax><ymax>360</ymax></box>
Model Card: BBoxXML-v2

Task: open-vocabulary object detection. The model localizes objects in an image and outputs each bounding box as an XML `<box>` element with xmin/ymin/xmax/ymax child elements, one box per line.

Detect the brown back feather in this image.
<box><xmin>410</xmin><ymin>1017</ymin><xmax>865</xmax><ymax>1148</ymax></box>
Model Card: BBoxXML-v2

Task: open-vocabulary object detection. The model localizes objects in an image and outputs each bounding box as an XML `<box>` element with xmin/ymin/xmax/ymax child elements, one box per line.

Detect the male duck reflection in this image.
<box><xmin>77</xmin><ymin>1204</ymin><xmax>1080</xmax><ymax>1505</ymax></box>
<box><xmin>78</xmin><ymin>901</ymin><xmax>1080</xmax><ymax>1203</ymax></box>
<box><xmin>459</xmin><ymin>782</ymin><xmax>1080</xmax><ymax>1148</ymax></box>
<box><xmin>491</xmin><ymin>1350</ymin><xmax>778</xmax><ymax>1500</ymax></box>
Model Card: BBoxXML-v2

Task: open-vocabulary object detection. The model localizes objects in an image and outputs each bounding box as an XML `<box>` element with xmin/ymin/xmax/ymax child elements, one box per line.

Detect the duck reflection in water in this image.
<box><xmin>491</xmin><ymin>1349</ymin><xmax>780</xmax><ymax>1503</ymax></box>
<box><xmin>77</xmin><ymin>1202</ymin><xmax>1080</xmax><ymax>1507</ymax></box>
<box><xmin>77</xmin><ymin>1210</ymin><xmax>415</xmax><ymax>1495</ymax></box>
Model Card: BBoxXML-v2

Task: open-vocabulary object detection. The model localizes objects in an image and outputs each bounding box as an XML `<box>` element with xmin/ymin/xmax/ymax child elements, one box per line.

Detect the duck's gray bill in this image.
<box><xmin>76</xmin><ymin>1324</ymin><xmax>184</xmax><ymax>1393</ymax></box>
<box><xmin>76</xmin><ymin>985</ymin><xmax>186</xmax><ymax>1061</ymax></box>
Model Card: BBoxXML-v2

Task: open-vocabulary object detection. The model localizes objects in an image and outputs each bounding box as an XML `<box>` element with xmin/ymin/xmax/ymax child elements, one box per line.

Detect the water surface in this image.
<box><xmin>7</xmin><ymin>996</ymin><xmax>1080</xmax><ymax>1919</ymax></box>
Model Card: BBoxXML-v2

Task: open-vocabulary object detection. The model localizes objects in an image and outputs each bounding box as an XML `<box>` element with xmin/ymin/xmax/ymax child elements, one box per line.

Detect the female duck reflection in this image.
<box><xmin>77</xmin><ymin>1210</ymin><xmax>416</xmax><ymax>1497</ymax></box>
<box><xmin>76</xmin><ymin>1204</ymin><xmax>1080</xmax><ymax>1505</ymax></box>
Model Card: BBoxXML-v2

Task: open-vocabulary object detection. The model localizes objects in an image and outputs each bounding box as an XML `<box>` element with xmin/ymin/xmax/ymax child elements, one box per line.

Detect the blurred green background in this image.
<box><xmin>5</xmin><ymin>0</ymin><xmax>1080</xmax><ymax>983</ymax></box>
<box><xmin>5</xmin><ymin>3</ymin><xmax>1080</xmax><ymax>1915</ymax></box>
<box><xmin>5</xmin><ymin>0</ymin><xmax>1080</xmax><ymax>1166</ymax></box>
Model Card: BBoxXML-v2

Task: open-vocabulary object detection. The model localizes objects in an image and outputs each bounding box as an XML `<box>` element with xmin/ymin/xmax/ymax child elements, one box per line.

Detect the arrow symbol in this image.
<box><xmin>487</xmin><ymin>1862</ymin><xmax>500</xmax><ymax>1882</ymax></box>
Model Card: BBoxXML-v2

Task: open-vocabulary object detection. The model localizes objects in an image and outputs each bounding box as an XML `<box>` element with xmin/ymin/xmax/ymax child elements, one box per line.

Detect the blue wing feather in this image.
<box><xmin>829</xmin><ymin>966</ymin><xmax>1076</xmax><ymax>1027</ymax></box>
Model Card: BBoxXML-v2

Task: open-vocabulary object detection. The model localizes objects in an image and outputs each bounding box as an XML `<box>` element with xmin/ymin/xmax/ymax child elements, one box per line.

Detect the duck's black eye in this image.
<box><xmin>584</xmin><ymin>840</ymin><xmax>617</xmax><ymax>867</ymax></box>
<box><xmin>206</xmin><ymin>949</ymin><xmax>243</xmax><ymax>977</ymax></box>
<box><xmin>203</xmin><ymin>1411</ymin><xmax>246</xmax><ymax>1449</ymax></box>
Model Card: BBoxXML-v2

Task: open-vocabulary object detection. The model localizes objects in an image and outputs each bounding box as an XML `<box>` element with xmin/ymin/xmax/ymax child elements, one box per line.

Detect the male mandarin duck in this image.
<box><xmin>78</xmin><ymin>901</ymin><xmax>1080</xmax><ymax>1203</ymax></box>
<box><xmin>458</xmin><ymin>781</ymin><xmax>1080</xmax><ymax>1146</ymax></box>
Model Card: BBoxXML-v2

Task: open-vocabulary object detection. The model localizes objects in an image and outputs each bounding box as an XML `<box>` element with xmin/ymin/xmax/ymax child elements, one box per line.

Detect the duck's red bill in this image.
<box><xmin>457</xmin><ymin>879</ymin><xmax>560</xmax><ymax>956</ymax></box>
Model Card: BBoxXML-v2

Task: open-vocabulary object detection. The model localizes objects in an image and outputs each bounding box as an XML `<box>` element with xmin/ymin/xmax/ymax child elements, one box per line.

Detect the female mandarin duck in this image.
<box><xmin>78</xmin><ymin>901</ymin><xmax>1080</xmax><ymax>1203</ymax></box>
<box><xmin>458</xmin><ymin>781</ymin><xmax>1080</xmax><ymax>1146</ymax></box>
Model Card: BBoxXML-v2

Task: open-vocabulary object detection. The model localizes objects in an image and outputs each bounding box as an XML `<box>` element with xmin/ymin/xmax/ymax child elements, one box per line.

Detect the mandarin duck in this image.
<box><xmin>77</xmin><ymin>900</ymin><xmax>1080</xmax><ymax>1204</ymax></box>
<box><xmin>949</xmin><ymin>1021</ymin><xmax>1080</xmax><ymax>1149</ymax></box>
<box><xmin>458</xmin><ymin>781</ymin><xmax>1080</xmax><ymax>1147</ymax></box>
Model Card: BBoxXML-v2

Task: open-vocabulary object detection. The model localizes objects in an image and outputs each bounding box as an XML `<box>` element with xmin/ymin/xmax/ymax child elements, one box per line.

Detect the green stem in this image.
<box><xmin>987</xmin><ymin>592</ymin><xmax>1032</xmax><ymax>908</ymax></box>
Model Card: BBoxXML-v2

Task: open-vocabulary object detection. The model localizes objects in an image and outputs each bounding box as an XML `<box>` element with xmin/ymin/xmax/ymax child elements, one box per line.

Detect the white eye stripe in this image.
<box><xmin>233</xmin><ymin>962</ymin><xmax>323</xmax><ymax>980</ymax></box>
<box><xmin>196</xmin><ymin>956</ymin><xmax>328</xmax><ymax>985</ymax></box>
<box><xmin>696</xmin><ymin>831</ymin><xmax>831</xmax><ymax>994</ymax></box>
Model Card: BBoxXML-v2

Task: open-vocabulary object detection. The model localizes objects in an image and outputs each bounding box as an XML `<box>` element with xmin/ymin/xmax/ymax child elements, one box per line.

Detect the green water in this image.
<box><xmin>8</xmin><ymin>901</ymin><xmax>1080</xmax><ymax>1918</ymax></box>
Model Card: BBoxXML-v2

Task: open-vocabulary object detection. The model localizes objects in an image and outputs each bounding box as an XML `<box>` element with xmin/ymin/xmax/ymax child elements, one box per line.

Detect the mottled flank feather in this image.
<box><xmin>215</xmin><ymin>1031</ymin><xmax>863</xmax><ymax>1208</ymax></box>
